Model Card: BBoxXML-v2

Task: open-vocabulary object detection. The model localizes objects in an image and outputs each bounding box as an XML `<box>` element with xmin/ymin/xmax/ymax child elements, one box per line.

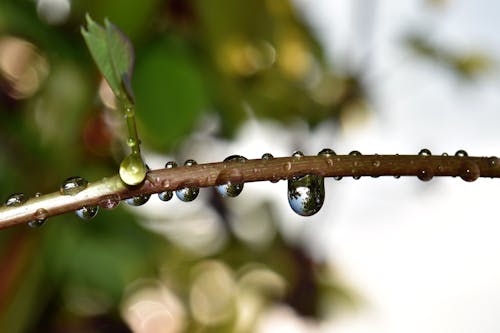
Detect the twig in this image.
<box><xmin>0</xmin><ymin>154</ymin><xmax>499</xmax><ymax>229</ymax></box>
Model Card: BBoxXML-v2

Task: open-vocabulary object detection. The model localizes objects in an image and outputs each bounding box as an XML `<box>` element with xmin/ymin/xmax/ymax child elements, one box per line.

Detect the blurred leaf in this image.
<box><xmin>81</xmin><ymin>15</ymin><xmax>134</xmax><ymax>100</ymax></box>
<box><xmin>133</xmin><ymin>37</ymin><xmax>207</xmax><ymax>150</ymax></box>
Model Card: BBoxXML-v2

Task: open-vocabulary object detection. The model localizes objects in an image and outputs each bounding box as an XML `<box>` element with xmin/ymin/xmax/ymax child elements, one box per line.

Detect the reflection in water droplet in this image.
<box><xmin>76</xmin><ymin>206</ymin><xmax>99</xmax><ymax>220</ymax></box>
<box><xmin>119</xmin><ymin>153</ymin><xmax>147</xmax><ymax>186</ymax></box>
<box><xmin>442</xmin><ymin>152</ymin><xmax>449</xmax><ymax>156</ymax></box>
<box><xmin>349</xmin><ymin>150</ymin><xmax>362</xmax><ymax>156</ymax></box>
<box><xmin>460</xmin><ymin>162</ymin><xmax>480</xmax><ymax>182</ymax></box>
<box><xmin>372</xmin><ymin>160</ymin><xmax>381</xmax><ymax>167</ymax></box>
<box><xmin>455</xmin><ymin>150</ymin><xmax>468</xmax><ymax>157</ymax></box>
<box><xmin>261</xmin><ymin>153</ymin><xmax>274</xmax><ymax>160</ymax></box>
<box><xmin>159</xmin><ymin>161</ymin><xmax>177</xmax><ymax>201</ymax></box>
<box><xmin>288</xmin><ymin>174</ymin><xmax>325</xmax><ymax>216</ymax></box>
<box><xmin>158</xmin><ymin>190</ymin><xmax>173</xmax><ymax>201</ymax></box>
<box><xmin>283</xmin><ymin>162</ymin><xmax>292</xmax><ymax>171</ymax></box>
<box><xmin>28</xmin><ymin>208</ymin><xmax>48</xmax><ymax>228</ymax></box>
<box><xmin>5</xmin><ymin>193</ymin><xmax>26</xmax><ymax>206</ymax></box>
<box><xmin>417</xmin><ymin>169</ymin><xmax>433</xmax><ymax>181</ymax></box>
<box><xmin>418</xmin><ymin>149</ymin><xmax>432</xmax><ymax>156</ymax></box>
<box><xmin>166</xmin><ymin>161</ymin><xmax>177</xmax><ymax>169</ymax></box>
<box><xmin>333</xmin><ymin>176</ymin><xmax>343</xmax><ymax>180</ymax></box>
<box><xmin>99</xmin><ymin>196</ymin><xmax>120</xmax><ymax>209</ymax></box>
<box><xmin>60</xmin><ymin>176</ymin><xmax>88</xmax><ymax>195</ymax></box>
<box><xmin>318</xmin><ymin>148</ymin><xmax>336</xmax><ymax>157</ymax></box>
<box><xmin>394</xmin><ymin>175</ymin><xmax>401</xmax><ymax>179</ymax></box>
<box><xmin>353</xmin><ymin>175</ymin><xmax>361</xmax><ymax>180</ymax></box>
<box><xmin>215</xmin><ymin>155</ymin><xmax>247</xmax><ymax>198</ymax></box>
<box><xmin>176</xmin><ymin>159</ymin><xmax>200</xmax><ymax>202</ymax></box>
<box><xmin>126</xmin><ymin>194</ymin><xmax>151</xmax><ymax>206</ymax></box>
<box><xmin>292</xmin><ymin>151</ymin><xmax>304</xmax><ymax>158</ymax></box>
<box><xmin>488</xmin><ymin>157</ymin><xmax>499</xmax><ymax>168</ymax></box>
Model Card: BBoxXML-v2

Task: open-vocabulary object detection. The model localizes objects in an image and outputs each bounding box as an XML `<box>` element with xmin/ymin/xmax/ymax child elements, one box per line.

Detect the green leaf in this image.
<box><xmin>81</xmin><ymin>14</ymin><xmax>135</xmax><ymax>101</ymax></box>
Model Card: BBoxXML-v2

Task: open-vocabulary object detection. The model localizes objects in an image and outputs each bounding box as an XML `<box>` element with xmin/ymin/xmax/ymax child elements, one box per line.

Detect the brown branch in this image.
<box><xmin>1</xmin><ymin>154</ymin><xmax>499</xmax><ymax>229</ymax></box>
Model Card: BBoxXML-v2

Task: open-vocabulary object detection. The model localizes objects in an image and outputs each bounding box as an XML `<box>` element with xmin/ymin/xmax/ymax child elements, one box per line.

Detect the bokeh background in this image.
<box><xmin>1</xmin><ymin>0</ymin><xmax>500</xmax><ymax>332</ymax></box>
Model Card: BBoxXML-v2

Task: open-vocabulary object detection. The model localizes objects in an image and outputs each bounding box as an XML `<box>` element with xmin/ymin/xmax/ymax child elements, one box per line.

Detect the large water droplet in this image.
<box><xmin>261</xmin><ymin>153</ymin><xmax>274</xmax><ymax>160</ymax></box>
<box><xmin>349</xmin><ymin>150</ymin><xmax>362</xmax><ymax>156</ymax></box>
<box><xmin>28</xmin><ymin>208</ymin><xmax>48</xmax><ymax>228</ymax></box>
<box><xmin>417</xmin><ymin>168</ymin><xmax>433</xmax><ymax>181</ymax></box>
<box><xmin>215</xmin><ymin>155</ymin><xmax>247</xmax><ymax>198</ymax></box>
<box><xmin>76</xmin><ymin>206</ymin><xmax>99</xmax><ymax>220</ymax></box>
<box><xmin>318</xmin><ymin>148</ymin><xmax>336</xmax><ymax>157</ymax></box>
<box><xmin>460</xmin><ymin>162</ymin><xmax>480</xmax><ymax>182</ymax></box>
<box><xmin>418</xmin><ymin>149</ymin><xmax>432</xmax><ymax>156</ymax></box>
<box><xmin>292</xmin><ymin>151</ymin><xmax>304</xmax><ymax>158</ymax></box>
<box><xmin>287</xmin><ymin>174</ymin><xmax>325</xmax><ymax>216</ymax></box>
<box><xmin>5</xmin><ymin>193</ymin><xmax>26</xmax><ymax>206</ymax></box>
<box><xmin>119</xmin><ymin>153</ymin><xmax>147</xmax><ymax>186</ymax></box>
<box><xmin>176</xmin><ymin>159</ymin><xmax>200</xmax><ymax>202</ymax></box>
<box><xmin>60</xmin><ymin>176</ymin><xmax>88</xmax><ymax>195</ymax></box>
<box><xmin>126</xmin><ymin>194</ymin><xmax>151</xmax><ymax>206</ymax></box>
<box><xmin>455</xmin><ymin>150</ymin><xmax>468</xmax><ymax>157</ymax></box>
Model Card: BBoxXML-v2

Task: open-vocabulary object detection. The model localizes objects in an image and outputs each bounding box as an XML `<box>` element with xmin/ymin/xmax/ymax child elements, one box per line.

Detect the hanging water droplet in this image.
<box><xmin>158</xmin><ymin>191</ymin><xmax>173</xmax><ymax>201</ymax></box>
<box><xmin>99</xmin><ymin>195</ymin><xmax>121</xmax><ymax>209</ymax></box>
<box><xmin>28</xmin><ymin>208</ymin><xmax>48</xmax><ymax>228</ymax></box>
<box><xmin>119</xmin><ymin>153</ymin><xmax>147</xmax><ymax>186</ymax></box>
<box><xmin>488</xmin><ymin>157</ymin><xmax>498</xmax><ymax>168</ymax></box>
<box><xmin>333</xmin><ymin>176</ymin><xmax>343</xmax><ymax>181</ymax></box>
<box><xmin>288</xmin><ymin>174</ymin><xmax>325</xmax><ymax>216</ymax></box>
<box><xmin>215</xmin><ymin>155</ymin><xmax>246</xmax><ymax>198</ymax></box>
<box><xmin>394</xmin><ymin>175</ymin><xmax>401</xmax><ymax>179</ymax></box>
<box><xmin>349</xmin><ymin>150</ymin><xmax>362</xmax><ymax>156</ymax></box>
<box><xmin>353</xmin><ymin>175</ymin><xmax>361</xmax><ymax>180</ymax></box>
<box><xmin>60</xmin><ymin>176</ymin><xmax>88</xmax><ymax>195</ymax></box>
<box><xmin>5</xmin><ymin>193</ymin><xmax>26</xmax><ymax>206</ymax></box>
<box><xmin>126</xmin><ymin>194</ymin><xmax>151</xmax><ymax>206</ymax></box>
<box><xmin>417</xmin><ymin>168</ymin><xmax>433</xmax><ymax>181</ymax></box>
<box><xmin>76</xmin><ymin>206</ymin><xmax>99</xmax><ymax>220</ymax></box>
<box><xmin>262</xmin><ymin>153</ymin><xmax>274</xmax><ymax>160</ymax></box>
<box><xmin>318</xmin><ymin>148</ymin><xmax>336</xmax><ymax>157</ymax></box>
<box><xmin>418</xmin><ymin>149</ymin><xmax>432</xmax><ymax>156</ymax></box>
<box><xmin>455</xmin><ymin>150</ymin><xmax>468</xmax><ymax>157</ymax></box>
<box><xmin>460</xmin><ymin>162</ymin><xmax>480</xmax><ymax>182</ymax></box>
<box><xmin>292</xmin><ymin>151</ymin><xmax>304</xmax><ymax>158</ymax></box>
<box><xmin>176</xmin><ymin>160</ymin><xmax>200</xmax><ymax>202</ymax></box>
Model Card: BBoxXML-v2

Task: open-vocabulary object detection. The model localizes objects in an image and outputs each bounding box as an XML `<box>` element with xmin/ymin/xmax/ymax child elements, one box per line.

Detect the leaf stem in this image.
<box><xmin>0</xmin><ymin>154</ymin><xmax>498</xmax><ymax>229</ymax></box>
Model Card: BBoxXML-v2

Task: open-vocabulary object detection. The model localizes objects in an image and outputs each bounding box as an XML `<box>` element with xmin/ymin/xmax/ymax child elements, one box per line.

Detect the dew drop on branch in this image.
<box><xmin>28</xmin><ymin>208</ymin><xmax>48</xmax><ymax>228</ymax></box>
<box><xmin>261</xmin><ymin>153</ymin><xmax>274</xmax><ymax>160</ymax></box>
<box><xmin>126</xmin><ymin>194</ymin><xmax>151</xmax><ymax>206</ymax></box>
<box><xmin>158</xmin><ymin>161</ymin><xmax>177</xmax><ymax>201</ymax></box>
<box><xmin>4</xmin><ymin>193</ymin><xmax>26</xmax><ymax>206</ymax></box>
<box><xmin>60</xmin><ymin>176</ymin><xmax>88</xmax><ymax>195</ymax></box>
<box><xmin>318</xmin><ymin>148</ymin><xmax>336</xmax><ymax>157</ymax></box>
<box><xmin>460</xmin><ymin>162</ymin><xmax>480</xmax><ymax>182</ymax></box>
<box><xmin>76</xmin><ymin>206</ymin><xmax>99</xmax><ymax>220</ymax></box>
<box><xmin>287</xmin><ymin>174</ymin><xmax>325</xmax><ymax>216</ymax></box>
<box><xmin>455</xmin><ymin>150</ymin><xmax>468</xmax><ymax>157</ymax></box>
<box><xmin>176</xmin><ymin>159</ymin><xmax>200</xmax><ymax>202</ymax></box>
<box><xmin>418</xmin><ymin>149</ymin><xmax>432</xmax><ymax>156</ymax></box>
<box><xmin>215</xmin><ymin>155</ymin><xmax>247</xmax><ymax>198</ymax></box>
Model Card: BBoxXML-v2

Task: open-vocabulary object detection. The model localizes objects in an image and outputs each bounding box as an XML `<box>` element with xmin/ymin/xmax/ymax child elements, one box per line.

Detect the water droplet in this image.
<box><xmin>119</xmin><ymin>153</ymin><xmax>147</xmax><ymax>186</ymax></box>
<box><xmin>460</xmin><ymin>162</ymin><xmax>480</xmax><ymax>182</ymax></box>
<box><xmin>318</xmin><ymin>148</ymin><xmax>336</xmax><ymax>157</ymax></box>
<box><xmin>292</xmin><ymin>151</ymin><xmax>304</xmax><ymax>158</ymax></box>
<box><xmin>288</xmin><ymin>174</ymin><xmax>325</xmax><ymax>216</ymax></box>
<box><xmin>333</xmin><ymin>176</ymin><xmax>343</xmax><ymax>180</ymax></box>
<box><xmin>418</xmin><ymin>149</ymin><xmax>432</xmax><ymax>156</ymax></box>
<box><xmin>372</xmin><ymin>160</ymin><xmax>381</xmax><ymax>167</ymax></box>
<box><xmin>5</xmin><ymin>193</ymin><xmax>26</xmax><ymax>206</ymax></box>
<box><xmin>176</xmin><ymin>160</ymin><xmax>200</xmax><ymax>202</ymax></box>
<box><xmin>261</xmin><ymin>153</ymin><xmax>274</xmax><ymax>160</ymax></box>
<box><xmin>60</xmin><ymin>176</ymin><xmax>88</xmax><ymax>195</ymax></box>
<box><xmin>417</xmin><ymin>168</ymin><xmax>433</xmax><ymax>181</ymax></box>
<box><xmin>28</xmin><ymin>208</ymin><xmax>48</xmax><ymax>228</ymax></box>
<box><xmin>394</xmin><ymin>175</ymin><xmax>401</xmax><ymax>179</ymax></box>
<box><xmin>224</xmin><ymin>155</ymin><xmax>247</xmax><ymax>163</ymax></box>
<box><xmin>126</xmin><ymin>194</ymin><xmax>151</xmax><ymax>206</ymax></box>
<box><xmin>166</xmin><ymin>161</ymin><xmax>177</xmax><ymax>169</ymax></box>
<box><xmin>283</xmin><ymin>162</ymin><xmax>292</xmax><ymax>171</ymax></box>
<box><xmin>270</xmin><ymin>174</ymin><xmax>280</xmax><ymax>183</ymax></box>
<box><xmin>158</xmin><ymin>191</ymin><xmax>173</xmax><ymax>201</ymax></box>
<box><xmin>349</xmin><ymin>150</ymin><xmax>362</xmax><ymax>156</ymax></box>
<box><xmin>99</xmin><ymin>195</ymin><xmax>120</xmax><ymax>209</ymax></box>
<box><xmin>441</xmin><ymin>152</ymin><xmax>449</xmax><ymax>156</ymax></box>
<box><xmin>353</xmin><ymin>175</ymin><xmax>361</xmax><ymax>180</ymax></box>
<box><xmin>455</xmin><ymin>150</ymin><xmax>468</xmax><ymax>157</ymax></box>
<box><xmin>488</xmin><ymin>156</ymin><xmax>498</xmax><ymax>168</ymax></box>
<box><xmin>215</xmin><ymin>155</ymin><xmax>246</xmax><ymax>198</ymax></box>
<box><xmin>76</xmin><ymin>206</ymin><xmax>99</xmax><ymax>220</ymax></box>
<box><xmin>216</xmin><ymin>182</ymin><xmax>244</xmax><ymax>198</ymax></box>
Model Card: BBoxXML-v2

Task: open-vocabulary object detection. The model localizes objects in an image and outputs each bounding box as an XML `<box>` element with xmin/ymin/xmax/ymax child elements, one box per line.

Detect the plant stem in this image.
<box><xmin>0</xmin><ymin>154</ymin><xmax>499</xmax><ymax>229</ymax></box>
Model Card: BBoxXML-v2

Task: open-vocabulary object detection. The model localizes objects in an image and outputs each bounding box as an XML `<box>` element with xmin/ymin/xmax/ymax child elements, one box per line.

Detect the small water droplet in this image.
<box><xmin>353</xmin><ymin>175</ymin><xmax>361</xmax><ymax>180</ymax></box>
<box><xmin>292</xmin><ymin>151</ymin><xmax>304</xmax><ymax>158</ymax></box>
<box><xmin>417</xmin><ymin>168</ymin><xmax>433</xmax><ymax>181</ymax></box>
<box><xmin>60</xmin><ymin>176</ymin><xmax>88</xmax><ymax>195</ymax></box>
<box><xmin>318</xmin><ymin>148</ymin><xmax>336</xmax><ymax>157</ymax></box>
<box><xmin>126</xmin><ymin>194</ymin><xmax>151</xmax><ymax>206</ymax></box>
<box><xmin>418</xmin><ymin>149</ymin><xmax>432</xmax><ymax>156</ymax></box>
<box><xmin>119</xmin><ymin>153</ymin><xmax>147</xmax><ymax>186</ymax></box>
<box><xmin>76</xmin><ymin>206</ymin><xmax>99</xmax><ymax>220</ymax></box>
<box><xmin>165</xmin><ymin>161</ymin><xmax>177</xmax><ymax>169</ymax></box>
<box><xmin>488</xmin><ymin>156</ymin><xmax>498</xmax><ymax>168</ymax></box>
<box><xmin>460</xmin><ymin>162</ymin><xmax>480</xmax><ymax>182</ymax></box>
<box><xmin>5</xmin><ymin>193</ymin><xmax>26</xmax><ymax>206</ymax></box>
<box><xmin>394</xmin><ymin>175</ymin><xmax>401</xmax><ymax>179</ymax></box>
<box><xmin>333</xmin><ymin>176</ymin><xmax>343</xmax><ymax>180</ymax></box>
<box><xmin>455</xmin><ymin>150</ymin><xmax>468</xmax><ymax>157</ymax></box>
<box><xmin>270</xmin><ymin>174</ymin><xmax>280</xmax><ymax>183</ymax></box>
<box><xmin>184</xmin><ymin>159</ymin><xmax>197</xmax><ymax>167</ymax></box>
<box><xmin>288</xmin><ymin>174</ymin><xmax>325</xmax><ymax>216</ymax></box>
<box><xmin>283</xmin><ymin>162</ymin><xmax>292</xmax><ymax>171</ymax></box>
<box><xmin>441</xmin><ymin>152</ymin><xmax>449</xmax><ymax>156</ymax></box>
<box><xmin>99</xmin><ymin>195</ymin><xmax>120</xmax><ymax>209</ymax></box>
<box><xmin>158</xmin><ymin>191</ymin><xmax>173</xmax><ymax>201</ymax></box>
<box><xmin>28</xmin><ymin>208</ymin><xmax>48</xmax><ymax>228</ymax></box>
<box><xmin>176</xmin><ymin>160</ymin><xmax>200</xmax><ymax>202</ymax></box>
<box><xmin>372</xmin><ymin>160</ymin><xmax>381</xmax><ymax>168</ymax></box>
<box><xmin>349</xmin><ymin>150</ymin><xmax>362</xmax><ymax>156</ymax></box>
<box><xmin>262</xmin><ymin>153</ymin><xmax>274</xmax><ymax>160</ymax></box>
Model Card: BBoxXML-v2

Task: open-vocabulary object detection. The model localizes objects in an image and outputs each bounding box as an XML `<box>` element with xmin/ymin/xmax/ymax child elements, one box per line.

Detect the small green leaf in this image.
<box><xmin>81</xmin><ymin>14</ymin><xmax>135</xmax><ymax>101</ymax></box>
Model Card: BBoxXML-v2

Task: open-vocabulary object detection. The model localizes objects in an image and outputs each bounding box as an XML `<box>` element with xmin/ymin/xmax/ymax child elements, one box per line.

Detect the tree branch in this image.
<box><xmin>1</xmin><ymin>154</ymin><xmax>499</xmax><ymax>229</ymax></box>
